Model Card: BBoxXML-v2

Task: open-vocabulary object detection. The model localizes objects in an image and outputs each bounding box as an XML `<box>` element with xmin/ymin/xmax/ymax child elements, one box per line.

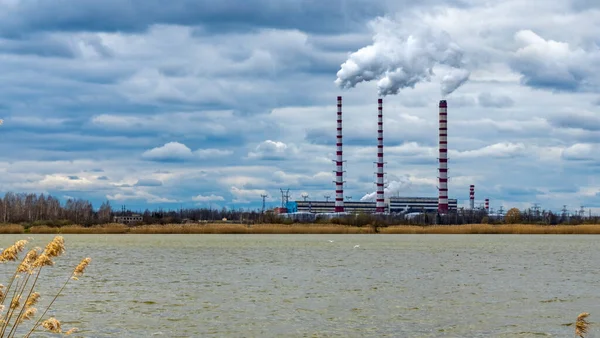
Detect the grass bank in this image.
<box><xmin>380</xmin><ymin>223</ymin><xmax>600</xmax><ymax>234</ymax></box>
<box><xmin>3</xmin><ymin>223</ymin><xmax>600</xmax><ymax>235</ymax></box>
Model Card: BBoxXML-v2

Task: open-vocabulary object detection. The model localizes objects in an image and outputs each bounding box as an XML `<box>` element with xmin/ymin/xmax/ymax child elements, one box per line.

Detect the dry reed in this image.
<box><xmin>13</xmin><ymin>222</ymin><xmax>600</xmax><ymax>235</ymax></box>
<box><xmin>381</xmin><ymin>223</ymin><xmax>600</xmax><ymax>235</ymax></box>
<box><xmin>29</xmin><ymin>223</ymin><xmax>128</xmax><ymax>234</ymax></box>
<box><xmin>576</xmin><ymin>312</ymin><xmax>590</xmax><ymax>337</ymax></box>
<box><xmin>128</xmin><ymin>223</ymin><xmax>374</xmax><ymax>234</ymax></box>
<box><xmin>0</xmin><ymin>236</ymin><xmax>91</xmax><ymax>337</ymax></box>
<box><xmin>0</xmin><ymin>225</ymin><xmax>24</xmax><ymax>235</ymax></box>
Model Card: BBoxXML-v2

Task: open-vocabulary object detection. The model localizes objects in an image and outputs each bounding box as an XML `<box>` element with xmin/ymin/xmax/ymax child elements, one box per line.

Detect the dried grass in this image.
<box><xmin>18</xmin><ymin>222</ymin><xmax>600</xmax><ymax>234</ymax></box>
<box><xmin>129</xmin><ymin>223</ymin><xmax>374</xmax><ymax>234</ymax></box>
<box><xmin>0</xmin><ymin>225</ymin><xmax>24</xmax><ymax>234</ymax></box>
<box><xmin>0</xmin><ymin>236</ymin><xmax>91</xmax><ymax>337</ymax></box>
<box><xmin>381</xmin><ymin>223</ymin><xmax>600</xmax><ymax>234</ymax></box>
<box><xmin>29</xmin><ymin>223</ymin><xmax>128</xmax><ymax>234</ymax></box>
<box><xmin>576</xmin><ymin>312</ymin><xmax>590</xmax><ymax>337</ymax></box>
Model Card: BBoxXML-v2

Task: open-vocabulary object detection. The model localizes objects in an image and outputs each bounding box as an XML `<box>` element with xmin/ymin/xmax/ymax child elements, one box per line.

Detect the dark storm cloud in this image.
<box><xmin>0</xmin><ymin>35</ymin><xmax>75</xmax><ymax>57</ymax></box>
<box><xmin>0</xmin><ymin>0</ymin><xmax>385</xmax><ymax>36</ymax></box>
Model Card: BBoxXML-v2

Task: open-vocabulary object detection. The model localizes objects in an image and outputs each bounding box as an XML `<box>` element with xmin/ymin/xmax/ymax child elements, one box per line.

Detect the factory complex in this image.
<box><xmin>274</xmin><ymin>96</ymin><xmax>490</xmax><ymax>218</ymax></box>
<box><xmin>287</xmin><ymin>197</ymin><xmax>459</xmax><ymax>214</ymax></box>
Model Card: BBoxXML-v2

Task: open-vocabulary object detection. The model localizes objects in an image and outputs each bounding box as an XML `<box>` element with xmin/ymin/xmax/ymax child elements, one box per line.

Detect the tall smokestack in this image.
<box><xmin>485</xmin><ymin>198</ymin><xmax>489</xmax><ymax>213</ymax></box>
<box><xmin>376</xmin><ymin>98</ymin><xmax>385</xmax><ymax>213</ymax></box>
<box><xmin>469</xmin><ymin>185</ymin><xmax>475</xmax><ymax>210</ymax></box>
<box><xmin>335</xmin><ymin>96</ymin><xmax>345</xmax><ymax>212</ymax></box>
<box><xmin>438</xmin><ymin>100</ymin><xmax>449</xmax><ymax>214</ymax></box>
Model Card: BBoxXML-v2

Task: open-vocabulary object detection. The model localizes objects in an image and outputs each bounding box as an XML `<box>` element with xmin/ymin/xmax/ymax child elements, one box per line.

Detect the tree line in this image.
<box><xmin>0</xmin><ymin>192</ymin><xmax>598</xmax><ymax>226</ymax></box>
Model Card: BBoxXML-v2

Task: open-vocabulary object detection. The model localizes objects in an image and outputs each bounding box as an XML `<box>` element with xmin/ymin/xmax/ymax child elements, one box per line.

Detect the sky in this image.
<box><xmin>0</xmin><ymin>0</ymin><xmax>599</xmax><ymax>214</ymax></box>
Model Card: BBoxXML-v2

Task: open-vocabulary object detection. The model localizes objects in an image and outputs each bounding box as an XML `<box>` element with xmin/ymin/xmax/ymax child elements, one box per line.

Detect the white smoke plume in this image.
<box><xmin>360</xmin><ymin>176</ymin><xmax>412</xmax><ymax>202</ymax></box>
<box><xmin>335</xmin><ymin>17</ymin><xmax>470</xmax><ymax>97</ymax></box>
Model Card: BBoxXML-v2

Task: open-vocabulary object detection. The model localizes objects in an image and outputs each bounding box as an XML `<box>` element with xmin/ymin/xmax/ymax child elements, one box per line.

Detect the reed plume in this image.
<box><xmin>576</xmin><ymin>312</ymin><xmax>590</xmax><ymax>337</ymax></box>
<box><xmin>0</xmin><ymin>236</ymin><xmax>91</xmax><ymax>337</ymax></box>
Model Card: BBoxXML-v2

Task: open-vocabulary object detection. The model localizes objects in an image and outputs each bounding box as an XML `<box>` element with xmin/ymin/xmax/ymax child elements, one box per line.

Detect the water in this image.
<box><xmin>1</xmin><ymin>234</ymin><xmax>598</xmax><ymax>337</ymax></box>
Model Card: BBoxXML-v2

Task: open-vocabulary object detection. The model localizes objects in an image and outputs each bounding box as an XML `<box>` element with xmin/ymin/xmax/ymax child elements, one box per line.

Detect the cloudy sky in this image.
<box><xmin>0</xmin><ymin>0</ymin><xmax>598</xmax><ymax>213</ymax></box>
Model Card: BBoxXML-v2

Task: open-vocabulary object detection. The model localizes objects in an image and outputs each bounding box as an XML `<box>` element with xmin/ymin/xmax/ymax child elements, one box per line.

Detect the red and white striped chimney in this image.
<box><xmin>438</xmin><ymin>100</ymin><xmax>449</xmax><ymax>214</ymax></box>
<box><xmin>469</xmin><ymin>185</ymin><xmax>475</xmax><ymax>210</ymax></box>
<box><xmin>376</xmin><ymin>98</ymin><xmax>385</xmax><ymax>213</ymax></box>
<box><xmin>335</xmin><ymin>96</ymin><xmax>344</xmax><ymax>213</ymax></box>
<box><xmin>485</xmin><ymin>198</ymin><xmax>489</xmax><ymax>212</ymax></box>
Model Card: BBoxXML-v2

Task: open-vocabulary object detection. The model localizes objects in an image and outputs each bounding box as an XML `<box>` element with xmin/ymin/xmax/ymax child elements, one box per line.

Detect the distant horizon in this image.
<box><xmin>0</xmin><ymin>190</ymin><xmax>589</xmax><ymax>217</ymax></box>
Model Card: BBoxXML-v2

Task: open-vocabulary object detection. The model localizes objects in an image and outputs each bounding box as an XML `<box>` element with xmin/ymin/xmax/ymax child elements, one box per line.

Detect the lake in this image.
<box><xmin>0</xmin><ymin>234</ymin><xmax>598</xmax><ymax>337</ymax></box>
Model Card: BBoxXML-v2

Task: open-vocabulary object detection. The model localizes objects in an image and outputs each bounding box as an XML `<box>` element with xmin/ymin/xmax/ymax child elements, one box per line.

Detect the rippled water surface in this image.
<box><xmin>1</xmin><ymin>234</ymin><xmax>599</xmax><ymax>337</ymax></box>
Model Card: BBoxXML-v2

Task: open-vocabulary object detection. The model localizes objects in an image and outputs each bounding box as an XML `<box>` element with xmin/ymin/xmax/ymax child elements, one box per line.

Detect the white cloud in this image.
<box><xmin>247</xmin><ymin>140</ymin><xmax>297</xmax><ymax>160</ymax></box>
<box><xmin>229</xmin><ymin>186</ymin><xmax>268</xmax><ymax>203</ymax></box>
<box><xmin>562</xmin><ymin>143</ymin><xmax>600</xmax><ymax>161</ymax></box>
<box><xmin>510</xmin><ymin>29</ymin><xmax>597</xmax><ymax>91</ymax></box>
<box><xmin>106</xmin><ymin>191</ymin><xmax>178</xmax><ymax>203</ymax></box>
<box><xmin>192</xmin><ymin>194</ymin><xmax>225</xmax><ymax>202</ymax></box>
<box><xmin>142</xmin><ymin>142</ymin><xmax>193</xmax><ymax>161</ymax></box>
<box><xmin>455</xmin><ymin>142</ymin><xmax>527</xmax><ymax>159</ymax></box>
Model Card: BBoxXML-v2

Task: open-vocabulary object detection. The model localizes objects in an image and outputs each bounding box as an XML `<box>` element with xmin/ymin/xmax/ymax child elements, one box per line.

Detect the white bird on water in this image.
<box><xmin>328</xmin><ymin>240</ymin><xmax>334</xmax><ymax>243</ymax></box>
<box><xmin>354</xmin><ymin>245</ymin><xmax>360</xmax><ymax>249</ymax></box>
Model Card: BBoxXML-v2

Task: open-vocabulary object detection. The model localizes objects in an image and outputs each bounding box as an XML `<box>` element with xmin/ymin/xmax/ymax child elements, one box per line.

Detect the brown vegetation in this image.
<box><xmin>29</xmin><ymin>223</ymin><xmax>128</xmax><ymax>234</ymax></box>
<box><xmin>0</xmin><ymin>236</ymin><xmax>91</xmax><ymax>337</ymax></box>
<box><xmin>1</xmin><ymin>222</ymin><xmax>598</xmax><ymax>234</ymax></box>
<box><xmin>0</xmin><ymin>224</ymin><xmax>24</xmax><ymax>234</ymax></box>
<box><xmin>381</xmin><ymin>223</ymin><xmax>600</xmax><ymax>234</ymax></box>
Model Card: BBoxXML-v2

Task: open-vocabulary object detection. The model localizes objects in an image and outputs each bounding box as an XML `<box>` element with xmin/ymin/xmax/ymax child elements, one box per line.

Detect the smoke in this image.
<box><xmin>441</xmin><ymin>68</ymin><xmax>470</xmax><ymax>97</ymax></box>
<box><xmin>360</xmin><ymin>176</ymin><xmax>412</xmax><ymax>202</ymax></box>
<box><xmin>335</xmin><ymin>17</ymin><xmax>470</xmax><ymax>97</ymax></box>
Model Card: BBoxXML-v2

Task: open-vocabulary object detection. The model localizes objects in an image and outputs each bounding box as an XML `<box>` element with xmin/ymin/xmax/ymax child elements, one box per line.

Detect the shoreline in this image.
<box><xmin>1</xmin><ymin>223</ymin><xmax>600</xmax><ymax>234</ymax></box>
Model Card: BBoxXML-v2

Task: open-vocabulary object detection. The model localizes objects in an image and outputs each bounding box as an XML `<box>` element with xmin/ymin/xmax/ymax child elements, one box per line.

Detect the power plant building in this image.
<box><xmin>288</xmin><ymin>197</ymin><xmax>457</xmax><ymax>215</ymax></box>
<box><xmin>276</xmin><ymin>96</ymin><xmax>465</xmax><ymax>218</ymax></box>
<box><xmin>290</xmin><ymin>201</ymin><xmax>378</xmax><ymax>214</ymax></box>
<box><xmin>388</xmin><ymin>197</ymin><xmax>457</xmax><ymax>213</ymax></box>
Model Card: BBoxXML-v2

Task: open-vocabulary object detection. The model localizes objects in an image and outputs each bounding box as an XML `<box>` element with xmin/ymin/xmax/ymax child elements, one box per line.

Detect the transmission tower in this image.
<box><xmin>498</xmin><ymin>206</ymin><xmax>504</xmax><ymax>216</ymax></box>
<box><xmin>561</xmin><ymin>205</ymin><xmax>568</xmax><ymax>218</ymax></box>
<box><xmin>280</xmin><ymin>188</ymin><xmax>290</xmax><ymax>208</ymax></box>
<box><xmin>345</xmin><ymin>196</ymin><xmax>352</xmax><ymax>201</ymax></box>
<box><xmin>301</xmin><ymin>193</ymin><xmax>309</xmax><ymax>201</ymax></box>
<box><xmin>324</xmin><ymin>194</ymin><xmax>331</xmax><ymax>202</ymax></box>
<box><xmin>579</xmin><ymin>205</ymin><xmax>585</xmax><ymax>218</ymax></box>
<box><xmin>532</xmin><ymin>203</ymin><xmax>540</xmax><ymax>218</ymax></box>
<box><xmin>260</xmin><ymin>194</ymin><xmax>268</xmax><ymax>213</ymax></box>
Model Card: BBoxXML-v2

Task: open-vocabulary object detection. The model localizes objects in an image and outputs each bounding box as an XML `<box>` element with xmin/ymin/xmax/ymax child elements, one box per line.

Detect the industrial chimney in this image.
<box><xmin>469</xmin><ymin>185</ymin><xmax>475</xmax><ymax>210</ymax></box>
<box><xmin>485</xmin><ymin>198</ymin><xmax>489</xmax><ymax>213</ymax></box>
<box><xmin>438</xmin><ymin>100</ymin><xmax>449</xmax><ymax>214</ymax></box>
<box><xmin>334</xmin><ymin>96</ymin><xmax>345</xmax><ymax>213</ymax></box>
<box><xmin>376</xmin><ymin>98</ymin><xmax>385</xmax><ymax>213</ymax></box>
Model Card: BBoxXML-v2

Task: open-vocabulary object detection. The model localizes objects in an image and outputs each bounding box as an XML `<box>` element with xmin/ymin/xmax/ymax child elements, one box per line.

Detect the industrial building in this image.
<box><xmin>289</xmin><ymin>201</ymin><xmax>377</xmax><ymax>214</ymax></box>
<box><xmin>388</xmin><ymin>197</ymin><xmax>458</xmax><ymax>213</ymax></box>
<box><xmin>286</xmin><ymin>197</ymin><xmax>458</xmax><ymax>215</ymax></box>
